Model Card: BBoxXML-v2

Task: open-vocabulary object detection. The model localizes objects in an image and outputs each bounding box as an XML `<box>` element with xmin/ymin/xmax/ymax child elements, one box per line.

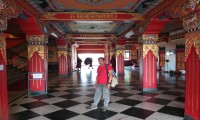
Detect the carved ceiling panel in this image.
<box><xmin>67</xmin><ymin>21</ymin><xmax>118</xmax><ymax>33</ymax></box>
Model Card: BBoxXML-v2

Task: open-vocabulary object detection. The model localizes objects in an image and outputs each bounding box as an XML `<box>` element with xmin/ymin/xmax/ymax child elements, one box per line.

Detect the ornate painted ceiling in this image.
<box><xmin>21</xmin><ymin>0</ymin><xmax>164</xmax><ymax>44</ymax></box>
<box><xmin>27</xmin><ymin>0</ymin><xmax>163</xmax><ymax>13</ymax></box>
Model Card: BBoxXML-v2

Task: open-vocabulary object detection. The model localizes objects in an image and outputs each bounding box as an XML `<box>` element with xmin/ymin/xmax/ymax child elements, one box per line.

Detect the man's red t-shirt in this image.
<box><xmin>97</xmin><ymin>64</ymin><xmax>113</xmax><ymax>84</ymax></box>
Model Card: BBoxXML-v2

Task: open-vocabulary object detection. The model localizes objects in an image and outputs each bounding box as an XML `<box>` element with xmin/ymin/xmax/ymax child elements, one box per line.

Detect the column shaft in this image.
<box><xmin>58</xmin><ymin>49</ymin><xmax>68</xmax><ymax>75</ymax></box>
<box><xmin>184</xmin><ymin>32</ymin><xmax>200</xmax><ymax>120</ymax></box>
<box><xmin>0</xmin><ymin>33</ymin><xmax>8</xmax><ymax>120</ymax></box>
<box><xmin>139</xmin><ymin>34</ymin><xmax>158</xmax><ymax>92</ymax></box>
<box><xmin>27</xmin><ymin>35</ymin><xmax>48</xmax><ymax>95</ymax></box>
<box><xmin>116</xmin><ymin>45</ymin><xmax>125</xmax><ymax>75</ymax></box>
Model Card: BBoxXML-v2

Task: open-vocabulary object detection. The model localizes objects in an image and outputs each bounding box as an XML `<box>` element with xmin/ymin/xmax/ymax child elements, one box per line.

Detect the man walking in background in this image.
<box><xmin>88</xmin><ymin>57</ymin><xmax>113</xmax><ymax>112</ymax></box>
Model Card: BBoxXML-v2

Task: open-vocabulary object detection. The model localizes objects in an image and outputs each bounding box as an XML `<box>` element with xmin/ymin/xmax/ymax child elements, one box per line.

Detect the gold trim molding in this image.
<box><xmin>58</xmin><ymin>51</ymin><xmax>67</xmax><ymax>58</ymax></box>
<box><xmin>116</xmin><ymin>50</ymin><xmax>124</xmax><ymax>57</ymax></box>
<box><xmin>67</xmin><ymin>51</ymin><xmax>72</xmax><ymax>57</ymax></box>
<box><xmin>142</xmin><ymin>44</ymin><xmax>158</xmax><ymax>58</ymax></box>
<box><xmin>28</xmin><ymin>45</ymin><xmax>45</xmax><ymax>60</ymax></box>
<box><xmin>185</xmin><ymin>32</ymin><xmax>200</xmax><ymax>60</ymax></box>
<box><xmin>26</xmin><ymin>35</ymin><xmax>48</xmax><ymax>44</ymax></box>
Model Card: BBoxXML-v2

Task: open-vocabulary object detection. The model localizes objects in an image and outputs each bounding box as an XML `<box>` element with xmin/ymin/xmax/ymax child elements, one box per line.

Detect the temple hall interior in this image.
<box><xmin>0</xmin><ymin>0</ymin><xmax>200</xmax><ymax>120</ymax></box>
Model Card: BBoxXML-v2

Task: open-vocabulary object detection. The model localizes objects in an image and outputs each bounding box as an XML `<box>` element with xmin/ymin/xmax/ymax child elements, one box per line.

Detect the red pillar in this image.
<box><xmin>58</xmin><ymin>46</ymin><xmax>68</xmax><ymax>75</ymax></box>
<box><xmin>68</xmin><ymin>50</ymin><xmax>72</xmax><ymax>71</ymax></box>
<box><xmin>110</xmin><ymin>43</ymin><xmax>116</xmax><ymax>72</ymax></box>
<box><xmin>0</xmin><ymin>33</ymin><xmax>8</xmax><ymax>120</ymax></box>
<box><xmin>116</xmin><ymin>45</ymin><xmax>124</xmax><ymax>75</ymax></box>
<box><xmin>104</xmin><ymin>45</ymin><xmax>110</xmax><ymax>64</ymax></box>
<box><xmin>27</xmin><ymin>35</ymin><xmax>48</xmax><ymax>95</ymax></box>
<box><xmin>184</xmin><ymin>32</ymin><xmax>200</xmax><ymax>120</ymax></box>
<box><xmin>139</xmin><ymin>34</ymin><xmax>158</xmax><ymax>92</ymax></box>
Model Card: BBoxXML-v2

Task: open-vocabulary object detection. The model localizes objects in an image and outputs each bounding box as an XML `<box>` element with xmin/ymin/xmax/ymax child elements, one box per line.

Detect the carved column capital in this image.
<box><xmin>57</xmin><ymin>45</ymin><xmax>68</xmax><ymax>58</ymax></box>
<box><xmin>141</xmin><ymin>34</ymin><xmax>158</xmax><ymax>44</ymax></box>
<box><xmin>57</xmin><ymin>45</ymin><xmax>68</xmax><ymax>51</ymax></box>
<box><xmin>26</xmin><ymin>35</ymin><xmax>48</xmax><ymax>45</ymax></box>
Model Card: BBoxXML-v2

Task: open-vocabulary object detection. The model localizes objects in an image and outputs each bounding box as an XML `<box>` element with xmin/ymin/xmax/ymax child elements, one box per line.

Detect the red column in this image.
<box><xmin>27</xmin><ymin>35</ymin><xmax>48</xmax><ymax>95</ymax></box>
<box><xmin>68</xmin><ymin>50</ymin><xmax>72</xmax><ymax>71</ymax></box>
<box><xmin>104</xmin><ymin>45</ymin><xmax>110</xmax><ymax>64</ymax></box>
<box><xmin>139</xmin><ymin>34</ymin><xmax>158</xmax><ymax>92</ymax></box>
<box><xmin>58</xmin><ymin>46</ymin><xmax>68</xmax><ymax>75</ymax></box>
<box><xmin>184</xmin><ymin>32</ymin><xmax>200</xmax><ymax>120</ymax></box>
<box><xmin>110</xmin><ymin>45</ymin><xmax>116</xmax><ymax>72</ymax></box>
<box><xmin>0</xmin><ymin>33</ymin><xmax>8</xmax><ymax>120</ymax></box>
<box><xmin>116</xmin><ymin>45</ymin><xmax>124</xmax><ymax>75</ymax></box>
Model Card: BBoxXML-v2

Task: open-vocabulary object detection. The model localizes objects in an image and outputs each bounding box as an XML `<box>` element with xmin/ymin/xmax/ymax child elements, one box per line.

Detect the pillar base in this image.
<box><xmin>184</xmin><ymin>114</ymin><xmax>194</xmax><ymax>120</ymax></box>
<box><xmin>28</xmin><ymin>92</ymin><xmax>47</xmax><ymax>97</ymax></box>
<box><xmin>142</xmin><ymin>88</ymin><xmax>157</xmax><ymax>92</ymax></box>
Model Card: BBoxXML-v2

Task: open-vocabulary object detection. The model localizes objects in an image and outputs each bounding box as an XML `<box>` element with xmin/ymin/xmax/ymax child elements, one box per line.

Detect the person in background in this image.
<box><xmin>76</xmin><ymin>57</ymin><xmax>82</xmax><ymax>71</ymax></box>
<box><xmin>88</xmin><ymin>58</ymin><xmax>93</xmax><ymax>69</ymax></box>
<box><xmin>88</xmin><ymin>57</ymin><xmax>113</xmax><ymax>112</ymax></box>
<box><xmin>110</xmin><ymin>55</ymin><xmax>116</xmax><ymax>72</ymax></box>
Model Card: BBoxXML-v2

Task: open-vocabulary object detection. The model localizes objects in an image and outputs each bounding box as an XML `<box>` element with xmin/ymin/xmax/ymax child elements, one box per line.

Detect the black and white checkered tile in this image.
<box><xmin>9</xmin><ymin>67</ymin><xmax>185</xmax><ymax>120</ymax></box>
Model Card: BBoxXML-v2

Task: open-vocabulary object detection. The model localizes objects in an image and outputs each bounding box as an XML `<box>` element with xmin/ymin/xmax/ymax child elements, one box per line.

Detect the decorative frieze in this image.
<box><xmin>27</xmin><ymin>35</ymin><xmax>48</xmax><ymax>45</ymax></box>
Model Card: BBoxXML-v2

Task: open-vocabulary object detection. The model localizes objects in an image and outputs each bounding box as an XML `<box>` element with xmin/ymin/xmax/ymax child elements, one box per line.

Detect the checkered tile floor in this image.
<box><xmin>9</xmin><ymin>67</ymin><xmax>185</xmax><ymax>120</ymax></box>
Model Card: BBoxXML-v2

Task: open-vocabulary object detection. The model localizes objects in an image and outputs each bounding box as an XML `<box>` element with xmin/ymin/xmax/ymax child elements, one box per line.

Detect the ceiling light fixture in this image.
<box><xmin>50</xmin><ymin>32</ymin><xmax>58</xmax><ymax>38</ymax></box>
<box><xmin>75</xmin><ymin>21</ymin><xmax>113</xmax><ymax>24</ymax></box>
<box><xmin>125</xmin><ymin>30</ymin><xmax>134</xmax><ymax>38</ymax></box>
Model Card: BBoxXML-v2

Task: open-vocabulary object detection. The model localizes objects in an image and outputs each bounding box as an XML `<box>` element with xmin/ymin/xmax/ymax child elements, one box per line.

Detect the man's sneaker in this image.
<box><xmin>101</xmin><ymin>107</ymin><xmax>107</xmax><ymax>112</ymax></box>
<box><xmin>86</xmin><ymin>105</ymin><xmax>97</xmax><ymax>110</ymax></box>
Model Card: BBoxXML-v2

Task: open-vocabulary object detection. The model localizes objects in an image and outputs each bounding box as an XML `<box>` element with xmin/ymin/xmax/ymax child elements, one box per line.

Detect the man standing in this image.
<box><xmin>88</xmin><ymin>57</ymin><xmax>113</xmax><ymax>112</ymax></box>
<box><xmin>76</xmin><ymin>57</ymin><xmax>82</xmax><ymax>71</ymax></box>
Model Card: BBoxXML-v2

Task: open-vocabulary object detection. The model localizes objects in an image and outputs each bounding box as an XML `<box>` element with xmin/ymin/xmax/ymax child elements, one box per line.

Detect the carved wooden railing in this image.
<box><xmin>7</xmin><ymin>51</ymin><xmax>28</xmax><ymax>71</ymax></box>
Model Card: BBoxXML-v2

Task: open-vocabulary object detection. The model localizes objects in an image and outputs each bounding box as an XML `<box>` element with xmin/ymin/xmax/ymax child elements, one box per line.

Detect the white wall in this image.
<box><xmin>71</xmin><ymin>44</ymin><xmax>78</xmax><ymax>70</ymax></box>
<box><xmin>158</xmin><ymin>42</ymin><xmax>176</xmax><ymax>72</ymax></box>
<box><xmin>158</xmin><ymin>39</ymin><xmax>185</xmax><ymax>72</ymax></box>
<box><xmin>165</xmin><ymin>43</ymin><xmax>176</xmax><ymax>71</ymax></box>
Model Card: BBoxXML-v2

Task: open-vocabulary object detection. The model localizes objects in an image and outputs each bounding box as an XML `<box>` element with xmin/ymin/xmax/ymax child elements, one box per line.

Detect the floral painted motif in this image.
<box><xmin>183</xmin><ymin>13</ymin><xmax>200</xmax><ymax>30</ymax></box>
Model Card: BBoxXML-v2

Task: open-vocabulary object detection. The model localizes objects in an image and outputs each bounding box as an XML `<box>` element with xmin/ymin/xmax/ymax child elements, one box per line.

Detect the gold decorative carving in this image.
<box><xmin>116</xmin><ymin>45</ymin><xmax>125</xmax><ymax>50</ymax></box>
<box><xmin>1</xmin><ymin>0</ymin><xmax>23</xmax><ymax>18</ymax></box>
<box><xmin>0</xmin><ymin>33</ymin><xmax>6</xmax><ymax>63</ymax></box>
<box><xmin>185</xmin><ymin>32</ymin><xmax>200</xmax><ymax>60</ymax></box>
<box><xmin>27</xmin><ymin>35</ymin><xmax>46</xmax><ymax>41</ymax></box>
<box><xmin>57</xmin><ymin>45</ymin><xmax>68</xmax><ymax>50</ymax></box>
<box><xmin>43</xmin><ymin>12</ymin><xmax>56</xmax><ymax>20</ymax></box>
<box><xmin>142</xmin><ymin>44</ymin><xmax>158</xmax><ymax>58</ymax></box>
<box><xmin>26</xmin><ymin>35</ymin><xmax>47</xmax><ymax>44</ymax></box>
<box><xmin>58</xmin><ymin>51</ymin><xmax>67</xmax><ymax>58</ymax></box>
<box><xmin>142</xmin><ymin>34</ymin><xmax>158</xmax><ymax>43</ymax></box>
<box><xmin>42</xmin><ymin>12</ymin><xmax>143</xmax><ymax>21</ymax></box>
<box><xmin>116</xmin><ymin>50</ymin><xmax>124</xmax><ymax>57</ymax></box>
<box><xmin>28</xmin><ymin>45</ymin><xmax>45</xmax><ymax>60</ymax></box>
<box><xmin>68</xmin><ymin>51</ymin><xmax>72</xmax><ymax>57</ymax></box>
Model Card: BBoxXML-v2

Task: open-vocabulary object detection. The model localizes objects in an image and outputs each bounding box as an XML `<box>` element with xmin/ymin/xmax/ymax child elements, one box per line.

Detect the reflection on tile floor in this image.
<box><xmin>9</xmin><ymin>66</ymin><xmax>185</xmax><ymax>120</ymax></box>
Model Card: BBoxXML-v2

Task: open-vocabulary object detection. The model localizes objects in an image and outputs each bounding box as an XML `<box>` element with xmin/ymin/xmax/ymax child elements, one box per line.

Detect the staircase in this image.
<box><xmin>7</xmin><ymin>51</ymin><xmax>28</xmax><ymax>85</ymax></box>
<box><xmin>7</xmin><ymin>65</ymin><xmax>28</xmax><ymax>85</ymax></box>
